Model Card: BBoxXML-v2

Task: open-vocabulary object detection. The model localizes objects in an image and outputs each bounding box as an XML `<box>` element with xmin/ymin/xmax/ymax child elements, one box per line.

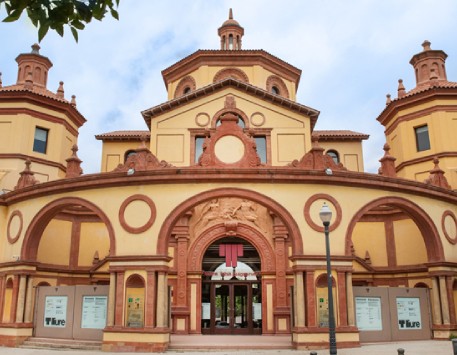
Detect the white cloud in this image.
<box><xmin>1</xmin><ymin>0</ymin><xmax>457</xmax><ymax>173</ymax></box>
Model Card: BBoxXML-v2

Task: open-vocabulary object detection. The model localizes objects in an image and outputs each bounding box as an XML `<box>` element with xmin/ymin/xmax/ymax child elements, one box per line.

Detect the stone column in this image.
<box><xmin>10</xmin><ymin>275</ymin><xmax>20</xmax><ymax>323</ymax></box>
<box><xmin>431</xmin><ymin>277</ymin><xmax>442</xmax><ymax>325</ymax></box>
<box><xmin>346</xmin><ymin>272</ymin><xmax>355</xmax><ymax>326</ymax></box>
<box><xmin>439</xmin><ymin>276</ymin><xmax>450</xmax><ymax>324</ymax></box>
<box><xmin>15</xmin><ymin>275</ymin><xmax>27</xmax><ymax>323</ymax></box>
<box><xmin>294</xmin><ymin>271</ymin><xmax>305</xmax><ymax>327</ymax></box>
<box><xmin>107</xmin><ymin>272</ymin><xmax>116</xmax><ymax>327</ymax></box>
<box><xmin>156</xmin><ymin>271</ymin><xmax>167</xmax><ymax>328</ymax></box>
<box><xmin>24</xmin><ymin>276</ymin><xmax>33</xmax><ymax>323</ymax></box>
<box><xmin>0</xmin><ymin>276</ymin><xmax>4</xmax><ymax>322</ymax></box>
<box><xmin>447</xmin><ymin>276</ymin><xmax>456</xmax><ymax>325</ymax></box>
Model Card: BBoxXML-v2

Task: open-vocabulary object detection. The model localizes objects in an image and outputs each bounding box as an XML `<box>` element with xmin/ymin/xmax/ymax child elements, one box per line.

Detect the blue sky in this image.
<box><xmin>1</xmin><ymin>0</ymin><xmax>457</xmax><ymax>173</ymax></box>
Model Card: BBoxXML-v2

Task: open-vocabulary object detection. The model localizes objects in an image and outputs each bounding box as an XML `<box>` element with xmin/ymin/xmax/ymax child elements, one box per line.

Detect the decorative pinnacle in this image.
<box><xmin>31</xmin><ymin>43</ymin><xmax>40</xmax><ymax>54</ymax></box>
<box><xmin>422</xmin><ymin>40</ymin><xmax>431</xmax><ymax>51</ymax></box>
<box><xmin>229</xmin><ymin>8</ymin><xmax>233</xmax><ymax>19</ymax></box>
<box><xmin>386</xmin><ymin>93</ymin><xmax>391</xmax><ymax>105</ymax></box>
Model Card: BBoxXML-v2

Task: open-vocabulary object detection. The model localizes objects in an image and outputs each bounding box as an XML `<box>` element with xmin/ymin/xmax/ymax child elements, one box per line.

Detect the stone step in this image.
<box><xmin>20</xmin><ymin>337</ymin><xmax>102</xmax><ymax>351</ymax></box>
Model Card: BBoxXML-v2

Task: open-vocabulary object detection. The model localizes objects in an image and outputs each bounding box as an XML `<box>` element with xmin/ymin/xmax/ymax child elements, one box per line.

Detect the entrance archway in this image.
<box><xmin>201</xmin><ymin>237</ymin><xmax>262</xmax><ymax>334</ymax></box>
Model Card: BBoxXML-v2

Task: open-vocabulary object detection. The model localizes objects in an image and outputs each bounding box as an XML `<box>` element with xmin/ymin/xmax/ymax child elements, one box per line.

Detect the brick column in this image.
<box><xmin>272</xmin><ymin>214</ymin><xmax>288</xmax><ymax>309</ymax></box>
<box><xmin>337</xmin><ymin>271</ymin><xmax>347</xmax><ymax>326</ymax></box>
<box><xmin>9</xmin><ymin>275</ymin><xmax>19</xmax><ymax>323</ymax></box>
<box><xmin>431</xmin><ymin>277</ymin><xmax>442</xmax><ymax>325</ymax></box>
<box><xmin>0</xmin><ymin>276</ymin><xmax>4</xmax><ymax>322</ymax></box>
<box><xmin>306</xmin><ymin>271</ymin><xmax>316</xmax><ymax>327</ymax></box>
<box><xmin>145</xmin><ymin>270</ymin><xmax>156</xmax><ymax>327</ymax></box>
<box><xmin>107</xmin><ymin>272</ymin><xmax>116</xmax><ymax>327</ymax></box>
<box><xmin>173</xmin><ymin>211</ymin><xmax>191</xmax><ymax>308</ymax></box>
<box><xmin>24</xmin><ymin>276</ymin><xmax>33</xmax><ymax>323</ymax></box>
<box><xmin>439</xmin><ymin>276</ymin><xmax>450</xmax><ymax>324</ymax></box>
<box><xmin>446</xmin><ymin>276</ymin><xmax>456</xmax><ymax>325</ymax></box>
<box><xmin>114</xmin><ymin>272</ymin><xmax>125</xmax><ymax>327</ymax></box>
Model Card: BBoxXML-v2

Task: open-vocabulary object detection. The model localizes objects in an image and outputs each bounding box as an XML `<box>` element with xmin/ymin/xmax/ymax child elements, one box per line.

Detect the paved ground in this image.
<box><xmin>0</xmin><ymin>340</ymin><xmax>453</xmax><ymax>354</ymax></box>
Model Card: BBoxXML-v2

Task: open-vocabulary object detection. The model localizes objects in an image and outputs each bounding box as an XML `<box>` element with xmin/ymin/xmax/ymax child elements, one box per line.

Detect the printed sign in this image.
<box><xmin>397</xmin><ymin>297</ymin><xmax>422</xmax><ymax>330</ymax></box>
<box><xmin>81</xmin><ymin>296</ymin><xmax>108</xmax><ymax>329</ymax></box>
<box><xmin>44</xmin><ymin>296</ymin><xmax>67</xmax><ymax>327</ymax></box>
<box><xmin>253</xmin><ymin>303</ymin><xmax>262</xmax><ymax>319</ymax></box>
<box><xmin>355</xmin><ymin>297</ymin><xmax>383</xmax><ymax>331</ymax></box>
<box><xmin>202</xmin><ymin>303</ymin><xmax>210</xmax><ymax>320</ymax></box>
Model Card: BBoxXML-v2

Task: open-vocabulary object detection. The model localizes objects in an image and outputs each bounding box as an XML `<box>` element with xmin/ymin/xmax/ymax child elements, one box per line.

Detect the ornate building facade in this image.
<box><xmin>0</xmin><ymin>10</ymin><xmax>456</xmax><ymax>352</ymax></box>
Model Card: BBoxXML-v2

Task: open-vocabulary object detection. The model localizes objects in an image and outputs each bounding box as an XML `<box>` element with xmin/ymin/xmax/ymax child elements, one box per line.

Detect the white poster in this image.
<box><xmin>253</xmin><ymin>303</ymin><xmax>262</xmax><ymax>319</ymax></box>
<box><xmin>202</xmin><ymin>303</ymin><xmax>210</xmax><ymax>320</ymax></box>
<box><xmin>397</xmin><ymin>297</ymin><xmax>422</xmax><ymax>330</ymax></box>
<box><xmin>81</xmin><ymin>296</ymin><xmax>108</xmax><ymax>329</ymax></box>
<box><xmin>355</xmin><ymin>297</ymin><xmax>383</xmax><ymax>331</ymax></box>
<box><xmin>44</xmin><ymin>296</ymin><xmax>68</xmax><ymax>327</ymax></box>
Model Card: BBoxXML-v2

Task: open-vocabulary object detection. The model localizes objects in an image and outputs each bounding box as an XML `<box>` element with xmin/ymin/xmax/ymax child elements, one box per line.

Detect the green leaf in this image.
<box><xmin>110</xmin><ymin>8</ymin><xmax>118</xmax><ymax>20</ymax></box>
<box><xmin>71</xmin><ymin>19</ymin><xmax>85</xmax><ymax>30</ymax></box>
<box><xmin>3</xmin><ymin>9</ymin><xmax>24</xmax><ymax>22</ymax></box>
<box><xmin>38</xmin><ymin>23</ymin><xmax>49</xmax><ymax>42</ymax></box>
<box><xmin>70</xmin><ymin>26</ymin><xmax>79</xmax><ymax>42</ymax></box>
<box><xmin>56</xmin><ymin>24</ymin><xmax>64</xmax><ymax>37</ymax></box>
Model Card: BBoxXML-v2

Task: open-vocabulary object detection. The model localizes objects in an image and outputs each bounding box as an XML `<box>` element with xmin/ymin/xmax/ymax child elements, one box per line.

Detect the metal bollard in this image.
<box><xmin>397</xmin><ymin>348</ymin><xmax>405</xmax><ymax>355</ymax></box>
<box><xmin>310</xmin><ymin>352</ymin><xmax>318</xmax><ymax>355</ymax></box>
<box><xmin>452</xmin><ymin>339</ymin><xmax>457</xmax><ymax>355</ymax></box>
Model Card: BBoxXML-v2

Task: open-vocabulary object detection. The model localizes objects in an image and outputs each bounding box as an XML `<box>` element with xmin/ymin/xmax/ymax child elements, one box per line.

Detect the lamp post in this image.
<box><xmin>319</xmin><ymin>202</ymin><xmax>337</xmax><ymax>355</ymax></box>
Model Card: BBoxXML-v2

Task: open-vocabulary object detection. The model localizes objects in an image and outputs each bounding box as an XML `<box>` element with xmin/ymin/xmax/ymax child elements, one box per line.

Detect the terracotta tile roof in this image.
<box><xmin>405</xmin><ymin>80</ymin><xmax>457</xmax><ymax>96</ymax></box>
<box><xmin>95</xmin><ymin>130</ymin><xmax>150</xmax><ymax>141</ymax></box>
<box><xmin>0</xmin><ymin>84</ymin><xmax>70</xmax><ymax>103</ymax></box>
<box><xmin>142</xmin><ymin>77</ymin><xmax>319</xmax><ymax>129</ymax></box>
<box><xmin>313</xmin><ymin>130</ymin><xmax>369</xmax><ymax>141</ymax></box>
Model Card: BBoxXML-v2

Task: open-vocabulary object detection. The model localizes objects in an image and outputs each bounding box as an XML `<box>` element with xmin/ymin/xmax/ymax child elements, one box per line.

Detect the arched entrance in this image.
<box><xmin>201</xmin><ymin>237</ymin><xmax>262</xmax><ymax>334</ymax></box>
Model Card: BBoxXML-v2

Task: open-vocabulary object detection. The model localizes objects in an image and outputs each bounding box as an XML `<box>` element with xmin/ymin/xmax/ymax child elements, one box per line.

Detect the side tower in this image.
<box><xmin>0</xmin><ymin>44</ymin><xmax>85</xmax><ymax>191</ymax></box>
<box><xmin>377</xmin><ymin>41</ymin><xmax>457</xmax><ymax>188</ymax></box>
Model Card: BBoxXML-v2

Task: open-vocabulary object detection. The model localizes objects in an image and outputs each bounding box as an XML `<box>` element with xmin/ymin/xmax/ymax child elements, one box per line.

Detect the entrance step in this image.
<box><xmin>20</xmin><ymin>337</ymin><xmax>102</xmax><ymax>351</ymax></box>
<box><xmin>169</xmin><ymin>335</ymin><xmax>293</xmax><ymax>350</ymax></box>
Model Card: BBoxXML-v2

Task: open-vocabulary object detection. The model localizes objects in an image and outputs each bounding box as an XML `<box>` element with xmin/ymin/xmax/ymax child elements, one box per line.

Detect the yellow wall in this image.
<box><xmin>320</xmin><ymin>141</ymin><xmax>365</xmax><ymax>172</ymax></box>
<box><xmin>78</xmin><ymin>222</ymin><xmax>110</xmax><ymax>266</ymax></box>
<box><xmin>100</xmin><ymin>141</ymin><xmax>141</xmax><ymax>172</ymax></box>
<box><xmin>394</xmin><ymin>219</ymin><xmax>428</xmax><ymax>265</ymax></box>
<box><xmin>351</xmin><ymin>222</ymin><xmax>387</xmax><ymax>266</ymax></box>
<box><xmin>167</xmin><ymin>64</ymin><xmax>297</xmax><ymax>101</ymax></box>
<box><xmin>37</xmin><ymin>219</ymin><xmax>72</xmax><ymax>265</ymax></box>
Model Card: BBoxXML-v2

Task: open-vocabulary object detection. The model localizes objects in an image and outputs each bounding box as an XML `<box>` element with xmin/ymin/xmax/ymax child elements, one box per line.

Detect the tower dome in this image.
<box><xmin>218</xmin><ymin>8</ymin><xmax>244</xmax><ymax>50</ymax></box>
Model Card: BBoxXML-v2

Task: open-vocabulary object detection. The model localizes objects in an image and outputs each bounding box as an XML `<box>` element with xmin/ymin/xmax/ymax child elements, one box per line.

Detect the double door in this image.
<box><xmin>202</xmin><ymin>281</ymin><xmax>261</xmax><ymax>334</ymax></box>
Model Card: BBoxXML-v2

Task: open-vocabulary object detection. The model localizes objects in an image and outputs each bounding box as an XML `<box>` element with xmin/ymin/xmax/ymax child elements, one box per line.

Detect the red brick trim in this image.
<box><xmin>304</xmin><ymin>194</ymin><xmax>342</xmax><ymax>233</ymax></box>
<box><xmin>213</xmin><ymin>67</ymin><xmax>249</xmax><ymax>84</ymax></box>
<box><xmin>211</xmin><ymin>106</ymin><xmax>250</xmax><ymax>129</ymax></box>
<box><xmin>195</xmin><ymin>112</ymin><xmax>210</xmax><ymax>127</ymax></box>
<box><xmin>119</xmin><ymin>194</ymin><xmax>156</xmax><ymax>234</ymax></box>
<box><xmin>174</xmin><ymin>76</ymin><xmax>196</xmax><ymax>98</ymax></box>
<box><xmin>442</xmin><ymin>210</ymin><xmax>457</xmax><ymax>245</ymax></box>
<box><xmin>345</xmin><ymin>196</ymin><xmax>444</xmax><ymax>262</ymax></box>
<box><xmin>156</xmin><ymin>188</ymin><xmax>304</xmax><ymax>255</ymax></box>
<box><xmin>7</xmin><ymin>210</ymin><xmax>23</xmax><ymax>244</ymax></box>
<box><xmin>266</xmin><ymin>75</ymin><xmax>290</xmax><ymax>99</ymax></box>
<box><xmin>21</xmin><ymin>197</ymin><xmax>116</xmax><ymax>260</ymax></box>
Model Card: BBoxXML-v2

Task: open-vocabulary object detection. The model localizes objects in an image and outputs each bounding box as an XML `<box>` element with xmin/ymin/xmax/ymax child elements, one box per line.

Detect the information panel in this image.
<box><xmin>355</xmin><ymin>297</ymin><xmax>383</xmax><ymax>331</ymax></box>
<box><xmin>253</xmin><ymin>303</ymin><xmax>262</xmax><ymax>319</ymax></box>
<box><xmin>202</xmin><ymin>303</ymin><xmax>210</xmax><ymax>320</ymax></box>
<box><xmin>81</xmin><ymin>296</ymin><xmax>108</xmax><ymax>329</ymax></box>
<box><xmin>44</xmin><ymin>296</ymin><xmax>68</xmax><ymax>327</ymax></box>
<box><xmin>397</xmin><ymin>297</ymin><xmax>422</xmax><ymax>330</ymax></box>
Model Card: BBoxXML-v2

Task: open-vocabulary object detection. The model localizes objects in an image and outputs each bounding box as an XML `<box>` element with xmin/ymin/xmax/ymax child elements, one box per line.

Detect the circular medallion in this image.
<box><xmin>195</xmin><ymin>112</ymin><xmax>210</xmax><ymax>127</ymax></box>
<box><xmin>119</xmin><ymin>195</ymin><xmax>156</xmax><ymax>234</ymax></box>
<box><xmin>304</xmin><ymin>194</ymin><xmax>342</xmax><ymax>232</ymax></box>
<box><xmin>7</xmin><ymin>210</ymin><xmax>23</xmax><ymax>244</ymax></box>
<box><xmin>250</xmin><ymin>112</ymin><xmax>265</xmax><ymax>127</ymax></box>
<box><xmin>214</xmin><ymin>135</ymin><xmax>245</xmax><ymax>163</ymax></box>
<box><xmin>442</xmin><ymin>210</ymin><xmax>457</xmax><ymax>245</ymax></box>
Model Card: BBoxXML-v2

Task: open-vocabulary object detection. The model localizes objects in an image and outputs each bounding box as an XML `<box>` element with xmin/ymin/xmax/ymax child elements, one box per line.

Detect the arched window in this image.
<box><xmin>124</xmin><ymin>150</ymin><xmax>137</xmax><ymax>162</ymax></box>
<box><xmin>326</xmin><ymin>150</ymin><xmax>339</xmax><ymax>164</ymax></box>
<box><xmin>125</xmin><ymin>274</ymin><xmax>145</xmax><ymax>328</ymax></box>
<box><xmin>271</xmin><ymin>86</ymin><xmax>279</xmax><ymax>95</ymax></box>
<box><xmin>183</xmin><ymin>86</ymin><xmax>191</xmax><ymax>94</ymax></box>
<box><xmin>229</xmin><ymin>34</ymin><xmax>234</xmax><ymax>49</ymax></box>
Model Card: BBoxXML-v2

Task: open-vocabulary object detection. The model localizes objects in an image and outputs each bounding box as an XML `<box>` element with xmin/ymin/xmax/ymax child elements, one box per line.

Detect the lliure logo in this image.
<box><xmin>398</xmin><ymin>319</ymin><xmax>421</xmax><ymax>329</ymax></box>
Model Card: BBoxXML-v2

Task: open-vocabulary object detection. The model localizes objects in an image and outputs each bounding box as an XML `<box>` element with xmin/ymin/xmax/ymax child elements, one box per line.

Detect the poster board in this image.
<box><xmin>81</xmin><ymin>296</ymin><xmax>107</xmax><ymax>329</ymax></box>
<box><xmin>355</xmin><ymin>297</ymin><xmax>383</xmax><ymax>331</ymax></box>
<box><xmin>44</xmin><ymin>296</ymin><xmax>68</xmax><ymax>327</ymax></box>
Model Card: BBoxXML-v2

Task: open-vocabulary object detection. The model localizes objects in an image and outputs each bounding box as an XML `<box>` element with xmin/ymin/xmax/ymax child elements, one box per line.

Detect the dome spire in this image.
<box><xmin>218</xmin><ymin>8</ymin><xmax>244</xmax><ymax>50</ymax></box>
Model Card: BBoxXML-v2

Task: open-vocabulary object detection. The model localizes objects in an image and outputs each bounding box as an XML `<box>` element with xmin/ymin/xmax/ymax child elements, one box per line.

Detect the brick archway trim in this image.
<box><xmin>345</xmin><ymin>196</ymin><xmax>444</xmax><ymax>262</ymax></box>
<box><xmin>187</xmin><ymin>223</ymin><xmax>275</xmax><ymax>272</ymax></box>
<box><xmin>156</xmin><ymin>188</ymin><xmax>303</xmax><ymax>255</ymax></box>
<box><xmin>21</xmin><ymin>197</ymin><xmax>116</xmax><ymax>260</ymax></box>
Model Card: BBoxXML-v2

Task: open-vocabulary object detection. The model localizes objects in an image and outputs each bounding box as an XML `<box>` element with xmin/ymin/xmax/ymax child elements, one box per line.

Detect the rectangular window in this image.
<box><xmin>254</xmin><ymin>136</ymin><xmax>267</xmax><ymax>164</ymax></box>
<box><xmin>33</xmin><ymin>127</ymin><xmax>48</xmax><ymax>154</ymax></box>
<box><xmin>195</xmin><ymin>136</ymin><xmax>205</xmax><ymax>163</ymax></box>
<box><xmin>415</xmin><ymin>125</ymin><xmax>430</xmax><ymax>152</ymax></box>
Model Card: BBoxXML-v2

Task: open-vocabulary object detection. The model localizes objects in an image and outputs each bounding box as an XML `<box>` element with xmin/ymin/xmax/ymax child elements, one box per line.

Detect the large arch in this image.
<box><xmin>345</xmin><ymin>196</ymin><xmax>444</xmax><ymax>262</ymax></box>
<box><xmin>21</xmin><ymin>197</ymin><xmax>116</xmax><ymax>260</ymax></box>
<box><xmin>157</xmin><ymin>188</ymin><xmax>304</xmax><ymax>255</ymax></box>
<box><xmin>187</xmin><ymin>223</ymin><xmax>276</xmax><ymax>273</ymax></box>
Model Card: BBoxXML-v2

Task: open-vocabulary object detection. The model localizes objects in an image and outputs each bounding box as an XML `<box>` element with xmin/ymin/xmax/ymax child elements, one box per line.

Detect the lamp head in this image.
<box><xmin>319</xmin><ymin>202</ymin><xmax>333</xmax><ymax>224</ymax></box>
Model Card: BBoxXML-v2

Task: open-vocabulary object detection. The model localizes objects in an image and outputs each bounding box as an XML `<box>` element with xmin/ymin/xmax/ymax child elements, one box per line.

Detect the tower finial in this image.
<box><xmin>218</xmin><ymin>8</ymin><xmax>244</xmax><ymax>50</ymax></box>
<box><xmin>229</xmin><ymin>8</ymin><xmax>233</xmax><ymax>19</ymax></box>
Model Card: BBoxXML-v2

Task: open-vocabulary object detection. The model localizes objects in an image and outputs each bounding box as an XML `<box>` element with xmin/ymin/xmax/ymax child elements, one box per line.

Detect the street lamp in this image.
<box><xmin>319</xmin><ymin>202</ymin><xmax>337</xmax><ymax>355</ymax></box>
